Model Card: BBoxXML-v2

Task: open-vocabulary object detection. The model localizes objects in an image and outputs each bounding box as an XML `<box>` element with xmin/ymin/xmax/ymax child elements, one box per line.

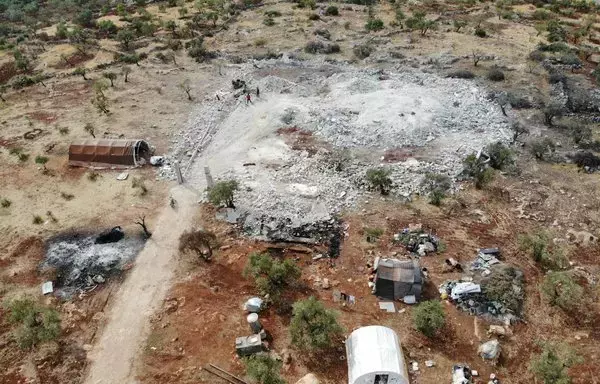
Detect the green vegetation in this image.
<box><xmin>1</xmin><ymin>198</ymin><xmax>12</xmax><ymax>208</ymax></box>
<box><xmin>103</xmin><ymin>72</ymin><xmax>117</xmax><ymax>87</ymax></box>
<box><xmin>540</xmin><ymin>271</ymin><xmax>583</xmax><ymax>311</ymax></box>
<box><xmin>207</xmin><ymin>180</ymin><xmax>239</xmax><ymax>208</ymax></box>
<box><xmin>366</xmin><ymin>167</ymin><xmax>392</xmax><ymax>195</ymax></box>
<box><xmin>365</xmin><ymin>18</ymin><xmax>384</xmax><ymax>31</ymax></box>
<box><xmin>482</xmin><ymin>266</ymin><xmax>523</xmax><ymax>314</ymax></box>
<box><xmin>5</xmin><ymin>298</ymin><xmax>60</xmax><ymax>349</ymax></box>
<box><xmin>412</xmin><ymin>300</ymin><xmax>445</xmax><ymax>337</ymax></box>
<box><xmin>463</xmin><ymin>153</ymin><xmax>493</xmax><ymax>189</ymax></box>
<box><xmin>131</xmin><ymin>177</ymin><xmax>148</xmax><ymax>196</ymax></box>
<box><xmin>244</xmin><ymin>252</ymin><xmax>301</xmax><ymax>299</ymax></box>
<box><xmin>32</xmin><ymin>215</ymin><xmax>44</xmax><ymax>224</ymax></box>
<box><xmin>325</xmin><ymin>5</ymin><xmax>339</xmax><ymax>16</ymax></box>
<box><xmin>421</xmin><ymin>173</ymin><xmax>451</xmax><ymax>206</ymax></box>
<box><xmin>530</xmin><ymin>342</ymin><xmax>582</xmax><ymax>384</ymax></box>
<box><xmin>405</xmin><ymin>11</ymin><xmax>436</xmax><ymax>35</ymax></box>
<box><xmin>244</xmin><ymin>354</ymin><xmax>285</xmax><ymax>384</ymax></box>
<box><xmin>485</xmin><ymin>141</ymin><xmax>513</xmax><ymax>171</ymax></box>
<box><xmin>530</xmin><ymin>138</ymin><xmax>556</xmax><ymax>161</ymax></box>
<box><xmin>365</xmin><ymin>227</ymin><xmax>384</xmax><ymax>241</ymax></box>
<box><xmin>290</xmin><ymin>296</ymin><xmax>343</xmax><ymax>351</ymax></box>
<box><xmin>519</xmin><ymin>231</ymin><xmax>568</xmax><ymax>270</ymax></box>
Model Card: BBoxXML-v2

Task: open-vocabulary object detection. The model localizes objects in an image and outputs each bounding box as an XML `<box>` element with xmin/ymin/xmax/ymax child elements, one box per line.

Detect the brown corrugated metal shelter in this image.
<box><xmin>68</xmin><ymin>139</ymin><xmax>150</xmax><ymax>168</ymax></box>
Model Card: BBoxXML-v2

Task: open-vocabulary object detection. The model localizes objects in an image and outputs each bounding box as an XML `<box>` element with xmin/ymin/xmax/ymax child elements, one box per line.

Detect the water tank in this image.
<box><xmin>247</xmin><ymin>313</ymin><xmax>262</xmax><ymax>333</ymax></box>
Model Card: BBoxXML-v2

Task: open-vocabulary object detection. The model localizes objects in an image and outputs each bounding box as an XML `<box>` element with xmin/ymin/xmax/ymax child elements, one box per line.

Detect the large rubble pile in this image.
<box><xmin>167</xmin><ymin>59</ymin><xmax>511</xmax><ymax>240</ymax></box>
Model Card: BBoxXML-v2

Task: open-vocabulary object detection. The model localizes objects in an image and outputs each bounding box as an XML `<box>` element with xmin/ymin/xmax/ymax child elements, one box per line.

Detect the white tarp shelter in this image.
<box><xmin>345</xmin><ymin>326</ymin><xmax>409</xmax><ymax>384</ymax></box>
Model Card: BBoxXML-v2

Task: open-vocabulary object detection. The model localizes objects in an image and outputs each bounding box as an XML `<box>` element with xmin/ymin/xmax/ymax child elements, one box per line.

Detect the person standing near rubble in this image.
<box><xmin>246</xmin><ymin>92</ymin><xmax>252</xmax><ymax>105</ymax></box>
<box><xmin>256</xmin><ymin>86</ymin><xmax>260</xmax><ymax>98</ymax></box>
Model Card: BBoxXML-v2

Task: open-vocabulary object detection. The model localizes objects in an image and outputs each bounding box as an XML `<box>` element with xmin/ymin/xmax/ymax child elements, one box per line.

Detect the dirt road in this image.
<box><xmin>84</xmin><ymin>185</ymin><xmax>199</xmax><ymax>384</ymax></box>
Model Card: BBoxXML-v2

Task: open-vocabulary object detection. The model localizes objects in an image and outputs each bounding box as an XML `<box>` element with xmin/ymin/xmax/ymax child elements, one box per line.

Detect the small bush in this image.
<box><xmin>474</xmin><ymin>27</ymin><xmax>486</xmax><ymax>38</ymax></box>
<box><xmin>290</xmin><ymin>297</ymin><xmax>343</xmax><ymax>351</ymax></box>
<box><xmin>254</xmin><ymin>38</ymin><xmax>267</xmax><ymax>47</ymax></box>
<box><xmin>366</xmin><ymin>167</ymin><xmax>392</xmax><ymax>194</ymax></box>
<box><xmin>57</xmin><ymin>126</ymin><xmax>70</xmax><ymax>135</ymax></box>
<box><xmin>413</xmin><ymin>300</ymin><xmax>445</xmax><ymax>337</ymax></box>
<box><xmin>529</xmin><ymin>50</ymin><xmax>546</xmax><ymax>62</ymax></box>
<box><xmin>325</xmin><ymin>6</ymin><xmax>339</xmax><ymax>16</ymax></box>
<box><xmin>487</xmin><ymin>68</ymin><xmax>505</xmax><ymax>81</ymax></box>
<box><xmin>519</xmin><ymin>231</ymin><xmax>567</xmax><ymax>269</ymax></box>
<box><xmin>507</xmin><ymin>93</ymin><xmax>534</xmax><ymax>109</ymax></box>
<box><xmin>18</xmin><ymin>153</ymin><xmax>29</xmax><ymax>162</ymax></box>
<box><xmin>1</xmin><ymin>198</ymin><xmax>11</xmax><ymax>208</ymax></box>
<box><xmin>541</xmin><ymin>271</ymin><xmax>583</xmax><ymax>311</ymax></box>
<box><xmin>365</xmin><ymin>18</ymin><xmax>384</xmax><ymax>31</ymax></box>
<box><xmin>244</xmin><ymin>354</ymin><xmax>285</xmax><ymax>384</ymax></box>
<box><xmin>314</xmin><ymin>28</ymin><xmax>331</xmax><ymax>39</ymax></box>
<box><xmin>486</xmin><ymin>141</ymin><xmax>513</xmax><ymax>170</ymax></box>
<box><xmin>482</xmin><ymin>266</ymin><xmax>524</xmax><ymax>314</ymax></box>
<box><xmin>264</xmin><ymin>10</ymin><xmax>282</xmax><ymax>17</ymax></box>
<box><xmin>530</xmin><ymin>342</ymin><xmax>582</xmax><ymax>384</ymax></box>
<box><xmin>304</xmin><ymin>41</ymin><xmax>339</xmax><ymax>54</ymax></box>
<box><xmin>421</xmin><ymin>172</ymin><xmax>451</xmax><ymax>206</ymax></box>
<box><xmin>179</xmin><ymin>230</ymin><xmax>217</xmax><ymax>261</ymax></box>
<box><xmin>308</xmin><ymin>13</ymin><xmax>320</xmax><ymax>21</ymax></box>
<box><xmin>60</xmin><ymin>192</ymin><xmax>75</xmax><ymax>201</ymax></box>
<box><xmin>548</xmin><ymin>71</ymin><xmax>565</xmax><ymax>84</ymax></box>
<box><xmin>463</xmin><ymin>154</ymin><xmax>493</xmax><ymax>189</ymax></box>
<box><xmin>537</xmin><ymin>42</ymin><xmax>570</xmax><ymax>53</ymax></box>
<box><xmin>365</xmin><ymin>227</ymin><xmax>384</xmax><ymax>241</ymax></box>
<box><xmin>263</xmin><ymin>16</ymin><xmax>275</xmax><ymax>26</ymax></box>
<box><xmin>569</xmin><ymin>151</ymin><xmax>600</xmax><ymax>170</ymax></box>
<box><xmin>446</xmin><ymin>69</ymin><xmax>475</xmax><ymax>79</ymax></box>
<box><xmin>87</xmin><ymin>171</ymin><xmax>100</xmax><ymax>181</ymax></box>
<box><xmin>5</xmin><ymin>298</ymin><xmax>60</xmax><ymax>349</ymax></box>
<box><xmin>32</xmin><ymin>215</ymin><xmax>44</xmax><ymax>224</ymax></box>
<box><xmin>244</xmin><ymin>252</ymin><xmax>301</xmax><ymax>299</ymax></box>
<box><xmin>131</xmin><ymin>177</ymin><xmax>148</xmax><ymax>196</ymax></box>
<box><xmin>353</xmin><ymin>43</ymin><xmax>374</xmax><ymax>59</ymax></box>
<box><xmin>530</xmin><ymin>138</ymin><xmax>556</xmax><ymax>161</ymax></box>
<box><xmin>35</xmin><ymin>155</ymin><xmax>49</xmax><ymax>165</ymax></box>
<box><xmin>531</xmin><ymin>9</ymin><xmax>553</xmax><ymax>20</ymax></box>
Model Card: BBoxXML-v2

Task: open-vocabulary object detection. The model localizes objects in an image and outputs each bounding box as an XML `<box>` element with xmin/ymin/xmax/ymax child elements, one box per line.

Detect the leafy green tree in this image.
<box><xmin>290</xmin><ymin>297</ymin><xmax>343</xmax><ymax>351</ymax></box>
<box><xmin>244</xmin><ymin>252</ymin><xmax>301</xmax><ymax>298</ymax></box>
<box><xmin>405</xmin><ymin>11</ymin><xmax>437</xmax><ymax>35</ymax></box>
<box><xmin>366</xmin><ymin>167</ymin><xmax>392</xmax><ymax>195</ymax></box>
<box><xmin>13</xmin><ymin>49</ymin><xmax>30</xmax><ymax>71</ymax></box>
<box><xmin>530</xmin><ymin>342</ymin><xmax>582</xmax><ymax>384</ymax></box>
<box><xmin>208</xmin><ymin>180</ymin><xmax>239</xmax><ymax>208</ymax></box>
<box><xmin>97</xmin><ymin>20</ymin><xmax>118</xmax><ymax>36</ymax></box>
<box><xmin>540</xmin><ymin>272</ymin><xmax>583</xmax><ymax>311</ymax></box>
<box><xmin>91</xmin><ymin>80</ymin><xmax>110</xmax><ymax>114</ymax></box>
<box><xmin>365</xmin><ymin>18</ymin><xmax>384</xmax><ymax>31</ymax></box>
<box><xmin>75</xmin><ymin>8</ymin><xmax>95</xmax><ymax>27</ymax></box>
<box><xmin>5</xmin><ymin>298</ymin><xmax>61</xmax><ymax>349</ymax></box>
<box><xmin>56</xmin><ymin>21</ymin><xmax>69</xmax><ymax>39</ymax></box>
<box><xmin>116</xmin><ymin>29</ymin><xmax>135</xmax><ymax>50</ymax></box>
<box><xmin>412</xmin><ymin>300</ymin><xmax>445</xmax><ymax>337</ymax></box>
<box><xmin>244</xmin><ymin>354</ymin><xmax>285</xmax><ymax>384</ymax></box>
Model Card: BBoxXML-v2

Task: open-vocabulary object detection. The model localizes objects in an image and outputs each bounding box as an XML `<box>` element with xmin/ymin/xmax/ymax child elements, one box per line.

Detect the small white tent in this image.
<box><xmin>345</xmin><ymin>326</ymin><xmax>409</xmax><ymax>384</ymax></box>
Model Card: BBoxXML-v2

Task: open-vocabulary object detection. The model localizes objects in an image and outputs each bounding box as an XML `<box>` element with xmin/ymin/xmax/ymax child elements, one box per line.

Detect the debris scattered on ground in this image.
<box><xmin>470</xmin><ymin>248</ymin><xmax>501</xmax><ymax>273</ymax></box>
<box><xmin>379</xmin><ymin>302</ymin><xmax>396</xmax><ymax>313</ymax></box>
<box><xmin>394</xmin><ymin>224</ymin><xmax>441</xmax><ymax>256</ymax></box>
<box><xmin>452</xmin><ymin>364</ymin><xmax>473</xmax><ymax>384</ymax></box>
<box><xmin>95</xmin><ymin>226</ymin><xmax>125</xmax><ymax>244</ymax></box>
<box><xmin>116</xmin><ymin>172</ymin><xmax>129</xmax><ymax>181</ymax></box>
<box><xmin>150</xmin><ymin>156</ymin><xmax>165</xmax><ymax>166</ymax></box>
<box><xmin>244</xmin><ymin>297</ymin><xmax>263</xmax><ymax>313</ymax></box>
<box><xmin>478</xmin><ymin>339</ymin><xmax>501</xmax><ymax>363</ymax></box>
<box><xmin>425</xmin><ymin>360</ymin><xmax>435</xmax><ymax>367</ymax></box>
<box><xmin>41</xmin><ymin>281</ymin><xmax>53</xmax><ymax>295</ymax></box>
<box><xmin>43</xmin><ymin>231</ymin><xmax>146</xmax><ymax>296</ymax></box>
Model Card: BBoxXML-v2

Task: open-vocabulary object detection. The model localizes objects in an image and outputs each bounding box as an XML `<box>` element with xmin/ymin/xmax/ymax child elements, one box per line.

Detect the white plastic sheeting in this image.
<box><xmin>345</xmin><ymin>326</ymin><xmax>409</xmax><ymax>384</ymax></box>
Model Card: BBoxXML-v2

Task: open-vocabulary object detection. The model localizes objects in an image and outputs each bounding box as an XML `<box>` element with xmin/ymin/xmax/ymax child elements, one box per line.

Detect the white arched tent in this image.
<box><xmin>345</xmin><ymin>326</ymin><xmax>409</xmax><ymax>384</ymax></box>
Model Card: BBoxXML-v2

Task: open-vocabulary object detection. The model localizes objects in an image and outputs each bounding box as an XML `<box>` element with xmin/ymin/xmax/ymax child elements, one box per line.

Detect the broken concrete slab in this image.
<box><xmin>379</xmin><ymin>301</ymin><xmax>396</xmax><ymax>312</ymax></box>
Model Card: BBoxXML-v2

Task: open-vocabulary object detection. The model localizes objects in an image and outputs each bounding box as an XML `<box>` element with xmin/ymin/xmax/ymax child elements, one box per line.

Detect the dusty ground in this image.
<box><xmin>1</xmin><ymin>0</ymin><xmax>600</xmax><ymax>383</ymax></box>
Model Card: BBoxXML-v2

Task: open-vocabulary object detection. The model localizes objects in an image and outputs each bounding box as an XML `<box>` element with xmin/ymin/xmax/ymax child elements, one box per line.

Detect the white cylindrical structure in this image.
<box><xmin>247</xmin><ymin>313</ymin><xmax>262</xmax><ymax>333</ymax></box>
<box><xmin>345</xmin><ymin>326</ymin><xmax>409</xmax><ymax>384</ymax></box>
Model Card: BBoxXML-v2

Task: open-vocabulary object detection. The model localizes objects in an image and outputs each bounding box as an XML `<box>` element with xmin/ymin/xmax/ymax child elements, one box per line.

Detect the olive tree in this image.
<box><xmin>290</xmin><ymin>297</ymin><xmax>343</xmax><ymax>351</ymax></box>
<box><xmin>207</xmin><ymin>180</ymin><xmax>239</xmax><ymax>208</ymax></box>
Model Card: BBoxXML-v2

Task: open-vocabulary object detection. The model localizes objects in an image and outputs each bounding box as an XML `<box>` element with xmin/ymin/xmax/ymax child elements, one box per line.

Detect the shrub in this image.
<box><xmin>325</xmin><ymin>6</ymin><xmax>339</xmax><ymax>16</ymax></box>
<box><xmin>60</xmin><ymin>192</ymin><xmax>75</xmax><ymax>200</ymax></box>
<box><xmin>546</xmin><ymin>20</ymin><xmax>566</xmax><ymax>42</ymax></box>
<box><xmin>421</xmin><ymin>173</ymin><xmax>451</xmax><ymax>206</ymax></box>
<box><xmin>531</xmin><ymin>9</ymin><xmax>553</xmax><ymax>20</ymax></box>
<box><xmin>507</xmin><ymin>93</ymin><xmax>534</xmax><ymax>109</ymax></box>
<box><xmin>131</xmin><ymin>177</ymin><xmax>148</xmax><ymax>196</ymax></box>
<box><xmin>18</xmin><ymin>153</ymin><xmax>29</xmax><ymax>162</ymax></box>
<box><xmin>87</xmin><ymin>171</ymin><xmax>100</xmax><ymax>181</ymax></box>
<box><xmin>569</xmin><ymin>151</ymin><xmax>600</xmax><ymax>170</ymax></box>
<box><xmin>290</xmin><ymin>297</ymin><xmax>343</xmax><ymax>351</ymax></box>
<box><xmin>474</xmin><ymin>27</ymin><xmax>486</xmax><ymax>38</ymax></box>
<box><xmin>540</xmin><ymin>272</ymin><xmax>583</xmax><ymax>311</ymax></box>
<box><xmin>179</xmin><ymin>230</ymin><xmax>217</xmax><ymax>261</ymax></box>
<box><xmin>314</xmin><ymin>28</ymin><xmax>331</xmax><ymax>39</ymax></box>
<box><xmin>366</xmin><ymin>167</ymin><xmax>392</xmax><ymax>194</ymax></box>
<box><xmin>530</xmin><ymin>138</ymin><xmax>556</xmax><ymax>161</ymax></box>
<box><xmin>1</xmin><ymin>198</ymin><xmax>11</xmax><ymax>208</ymax></box>
<box><xmin>537</xmin><ymin>42</ymin><xmax>570</xmax><ymax>53</ymax></box>
<box><xmin>365</xmin><ymin>18</ymin><xmax>384</xmax><ymax>31</ymax></box>
<box><xmin>304</xmin><ymin>41</ymin><xmax>339</xmax><ymax>54</ymax></box>
<box><xmin>353</xmin><ymin>43</ymin><xmax>374</xmax><ymax>59</ymax></box>
<box><xmin>263</xmin><ymin>17</ymin><xmax>275</xmax><ymax>26</ymax></box>
<box><xmin>297</xmin><ymin>0</ymin><xmax>316</xmax><ymax>9</ymax></box>
<box><xmin>529</xmin><ymin>50</ymin><xmax>545</xmax><ymax>62</ymax></box>
<box><xmin>518</xmin><ymin>231</ymin><xmax>567</xmax><ymax>269</ymax></box>
<box><xmin>186</xmin><ymin>37</ymin><xmax>215</xmax><ymax>62</ymax></box>
<box><xmin>244</xmin><ymin>252</ymin><xmax>301</xmax><ymax>299</ymax></box>
<box><xmin>35</xmin><ymin>155</ymin><xmax>48</xmax><ymax>165</ymax></box>
<box><xmin>116</xmin><ymin>29</ymin><xmax>135</xmax><ymax>50</ymax></box>
<box><xmin>446</xmin><ymin>69</ymin><xmax>475</xmax><ymax>79</ymax></box>
<box><xmin>412</xmin><ymin>300</ymin><xmax>445</xmax><ymax>337</ymax></box>
<box><xmin>453</xmin><ymin>19</ymin><xmax>467</xmax><ymax>32</ymax></box>
<box><xmin>548</xmin><ymin>71</ymin><xmax>565</xmax><ymax>85</ymax></box>
<box><xmin>264</xmin><ymin>10</ymin><xmax>282</xmax><ymax>17</ymax></box>
<box><xmin>308</xmin><ymin>13</ymin><xmax>320</xmax><ymax>21</ymax></box>
<box><xmin>58</xmin><ymin>126</ymin><xmax>70</xmax><ymax>135</ymax></box>
<box><xmin>254</xmin><ymin>38</ymin><xmax>267</xmax><ymax>47</ymax></box>
<box><xmin>244</xmin><ymin>354</ymin><xmax>285</xmax><ymax>384</ymax></box>
<box><xmin>542</xmin><ymin>103</ymin><xmax>564</xmax><ymax>126</ymax></box>
<box><xmin>5</xmin><ymin>298</ymin><xmax>60</xmax><ymax>349</ymax></box>
<box><xmin>530</xmin><ymin>342</ymin><xmax>582</xmax><ymax>384</ymax></box>
<box><xmin>405</xmin><ymin>11</ymin><xmax>436</xmax><ymax>35</ymax></box>
<box><xmin>463</xmin><ymin>154</ymin><xmax>493</xmax><ymax>189</ymax></box>
<box><xmin>365</xmin><ymin>227</ymin><xmax>384</xmax><ymax>241</ymax></box>
<box><xmin>487</xmin><ymin>68</ymin><xmax>505</xmax><ymax>81</ymax></box>
<box><xmin>486</xmin><ymin>142</ymin><xmax>513</xmax><ymax>170</ymax></box>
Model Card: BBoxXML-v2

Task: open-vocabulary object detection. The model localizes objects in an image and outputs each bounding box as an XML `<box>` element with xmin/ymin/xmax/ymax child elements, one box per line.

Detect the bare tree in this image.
<box><xmin>179</xmin><ymin>79</ymin><xmax>192</xmax><ymax>100</ymax></box>
<box><xmin>122</xmin><ymin>66</ymin><xmax>132</xmax><ymax>82</ymax></box>
<box><xmin>135</xmin><ymin>215</ymin><xmax>152</xmax><ymax>238</ymax></box>
<box><xmin>472</xmin><ymin>50</ymin><xmax>483</xmax><ymax>67</ymax></box>
<box><xmin>510</xmin><ymin>121</ymin><xmax>529</xmax><ymax>143</ymax></box>
<box><xmin>84</xmin><ymin>123</ymin><xmax>95</xmax><ymax>138</ymax></box>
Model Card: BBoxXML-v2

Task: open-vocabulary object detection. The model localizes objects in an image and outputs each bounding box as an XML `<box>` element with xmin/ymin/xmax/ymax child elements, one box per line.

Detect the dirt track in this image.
<box><xmin>83</xmin><ymin>185</ymin><xmax>199</xmax><ymax>384</ymax></box>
